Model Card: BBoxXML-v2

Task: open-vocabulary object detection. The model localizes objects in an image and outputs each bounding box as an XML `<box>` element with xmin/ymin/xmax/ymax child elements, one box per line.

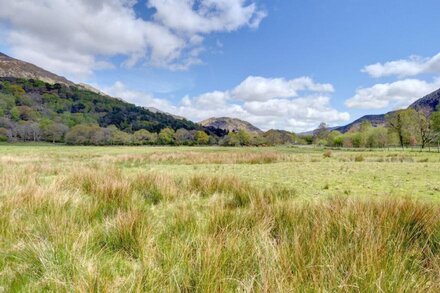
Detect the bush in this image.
<box><xmin>354</xmin><ymin>154</ymin><xmax>365</xmax><ymax>162</ymax></box>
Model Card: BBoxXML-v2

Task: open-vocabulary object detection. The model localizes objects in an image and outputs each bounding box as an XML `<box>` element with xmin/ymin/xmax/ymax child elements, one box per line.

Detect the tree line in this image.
<box><xmin>305</xmin><ymin>108</ymin><xmax>440</xmax><ymax>149</ymax></box>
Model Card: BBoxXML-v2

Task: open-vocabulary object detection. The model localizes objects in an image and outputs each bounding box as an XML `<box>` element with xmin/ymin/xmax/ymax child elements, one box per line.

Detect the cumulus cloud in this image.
<box><xmin>104</xmin><ymin>81</ymin><xmax>176</xmax><ymax>112</ymax></box>
<box><xmin>231</xmin><ymin>76</ymin><xmax>334</xmax><ymax>101</ymax></box>
<box><xmin>345</xmin><ymin>78</ymin><xmax>440</xmax><ymax>109</ymax></box>
<box><xmin>148</xmin><ymin>0</ymin><xmax>267</xmax><ymax>34</ymax></box>
<box><xmin>362</xmin><ymin>52</ymin><xmax>440</xmax><ymax>78</ymax></box>
<box><xmin>0</xmin><ymin>0</ymin><xmax>266</xmax><ymax>79</ymax></box>
<box><xmin>103</xmin><ymin>76</ymin><xmax>349</xmax><ymax>132</ymax></box>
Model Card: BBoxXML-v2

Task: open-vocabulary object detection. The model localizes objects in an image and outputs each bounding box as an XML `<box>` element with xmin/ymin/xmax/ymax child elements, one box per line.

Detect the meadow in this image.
<box><xmin>1</xmin><ymin>144</ymin><xmax>440</xmax><ymax>291</ymax></box>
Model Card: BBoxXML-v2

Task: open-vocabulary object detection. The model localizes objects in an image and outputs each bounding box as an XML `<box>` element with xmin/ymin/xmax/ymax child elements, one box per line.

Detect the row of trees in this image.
<box><xmin>64</xmin><ymin>126</ymin><xmax>300</xmax><ymax>146</ymax></box>
<box><xmin>308</xmin><ymin>108</ymin><xmax>440</xmax><ymax>149</ymax></box>
<box><xmin>0</xmin><ymin>119</ymin><xmax>301</xmax><ymax>147</ymax></box>
<box><xmin>65</xmin><ymin>125</ymin><xmax>213</xmax><ymax>146</ymax></box>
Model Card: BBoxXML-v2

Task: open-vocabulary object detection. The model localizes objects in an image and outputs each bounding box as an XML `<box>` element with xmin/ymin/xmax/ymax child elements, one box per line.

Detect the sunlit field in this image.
<box><xmin>1</xmin><ymin>144</ymin><xmax>440</xmax><ymax>291</ymax></box>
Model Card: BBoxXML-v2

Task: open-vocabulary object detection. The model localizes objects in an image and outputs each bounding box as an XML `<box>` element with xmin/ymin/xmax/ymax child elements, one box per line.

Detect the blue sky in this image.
<box><xmin>1</xmin><ymin>0</ymin><xmax>440</xmax><ymax>131</ymax></box>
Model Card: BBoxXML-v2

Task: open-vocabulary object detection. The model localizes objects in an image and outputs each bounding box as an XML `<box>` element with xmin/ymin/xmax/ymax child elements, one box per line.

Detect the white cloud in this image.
<box><xmin>363</xmin><ymin>52</ymin><xmax>440</xmax><ymax>78</ymax></box>
<box><xmin>148</xmin><ymin>0</ymin><xmax>266</xmax><ymax>34</ymax></box>
<box><xmin>345</xmin><ymin>78</ymin><xmax>440</xmax><ymax>110</ymax></box>
<box><xmin>104</xmin><ymin>81</ymin><xmax>176</xmax><ymax>112</ymax></box>
<box><xmin>103</xmin><ymin>76</ymin><xmax>349</xmax><ymax>132</ymax></box>
<box><xmin>232</xmin><ymin>76</ymin><xmax>334</xmax><ymax>101</ymax></box>
<box><xmin>0</xmin><ymin>0</ymin><xmax>266</xmax><ymax>79</ymax></box>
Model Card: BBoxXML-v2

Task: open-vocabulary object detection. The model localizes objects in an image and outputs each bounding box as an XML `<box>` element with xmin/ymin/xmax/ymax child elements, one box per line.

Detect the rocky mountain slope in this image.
<box><xmin>200</xmin><ymin>117</ymin><xmax>263</xmax><ymax>134</ymax></box>
<box><xmin>409</xmin><ymin>88</ymin><xmax>440</xmax><ymax>112</ymax></box>
<box><xmin>334</xmin><ymin>88</ymin><xmax>440</xmax><ymax>133</ymax></box>
<box><xmin>0</xmin><ymin>53</ymin><xmax>74</xmax><ymax>86</ymax></box>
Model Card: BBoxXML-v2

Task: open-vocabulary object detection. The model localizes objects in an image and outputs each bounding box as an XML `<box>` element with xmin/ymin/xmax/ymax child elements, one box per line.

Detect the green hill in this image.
<box><xmin>0</xmin><ymin>77</ymin><xmax>202</xmax><ymax>144</ymax></box>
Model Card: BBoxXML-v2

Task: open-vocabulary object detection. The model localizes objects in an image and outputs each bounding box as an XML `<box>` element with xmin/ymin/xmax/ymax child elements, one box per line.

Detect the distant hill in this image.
<box><xmin>0</xmin><ymin>53</ymin><xmax>74</xmax><ymax>86</ymax></box>
<box><xmin>200</xmin><ymin>117</ymin><xmax>263</xmax><ymax>134</ymax></box>
<box><xmin>332</xmin><ymin>88</ymin><xmax>440</xmax><ymax>133</ymax></box>
<box><xmin>334</xmin><ymin>114</ymin><xmax>387</xmax><ymax>133</ymax></box>
<box><xmin>145</xmin><ymin>106</ymin><xmax>186</xmax><ymax>120</ymax></box>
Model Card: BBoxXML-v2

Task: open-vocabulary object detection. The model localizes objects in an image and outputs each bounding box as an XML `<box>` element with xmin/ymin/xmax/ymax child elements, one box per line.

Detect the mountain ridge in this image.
<box><xmin>0</xmin><ymin>53</ymin><xmax>74</xmax><ymax>86</ymax></box>
<box><xmin>329</xmin><ymin>88</ymin><xmax>440</xmax><ymax>133</ymax></box>
<box><xmin>200</xmin><ymin>117</ymin><xmax>263</xmax><ymax>134</ymax></box>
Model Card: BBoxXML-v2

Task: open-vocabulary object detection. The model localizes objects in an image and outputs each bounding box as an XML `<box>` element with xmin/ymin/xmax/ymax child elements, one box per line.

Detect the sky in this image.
<box><xmin>1</xmin><ymin>0</ymin><xmax>440</xmax><ymax>132</ymax></box>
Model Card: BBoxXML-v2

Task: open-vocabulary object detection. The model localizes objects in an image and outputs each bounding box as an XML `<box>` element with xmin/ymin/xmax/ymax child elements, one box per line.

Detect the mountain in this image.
<box><xmin>145</xmin><ymin>106</ymin><xmax>186</xmax><ymax>120</ymax></box>
<box><xmin>409</xmin><ymin>88</ymin><xmax>440</xmax><ymax>112</ymax></box>
<box><xmin>0</xmin><ymin>77</ymin><xmax>199</xmax><ymax>133</ymax></box>
<box><xmin>0</xmin><ymin>53</ymin><xmax>208</xmax><ymax>143</ymax></box>
<box><xmin>333</xmin><ymin>88</ymin><xmax>440</xmax><ymax>133</ymax></box>
<box><xmin>0</xmin><ymin>53</ymin><xmax>209</xmax><ymax>132</ymax></box>
<box><xmin>200</xmin><ymin>117</ymin><xmax>263</xmax><ymax>134</ymax></box>
<box><xmin>334</xmin><ymin>114</ymin><xmax>387</xmax><ymax>133</ymax></box>
<box><xmin>0</xmin><ymin>53</ymin><xmax>74</xmax><ymax>86</ymax></box>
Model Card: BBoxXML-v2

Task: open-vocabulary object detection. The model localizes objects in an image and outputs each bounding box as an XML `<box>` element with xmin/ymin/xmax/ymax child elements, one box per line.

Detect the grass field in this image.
<box><xmin>1</xmin><ymin>145</ymin><xmax>440</xmax><ymax>291</ymax></box>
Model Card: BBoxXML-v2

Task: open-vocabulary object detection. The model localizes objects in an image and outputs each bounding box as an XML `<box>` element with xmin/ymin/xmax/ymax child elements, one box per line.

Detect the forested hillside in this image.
<box><xmin>0</xmin><ymin>78</ymin><xmax>305</xmax><ymax>146</ymax></box>
<box><xmin>0</xmin><ymin>77</ymin><xmax>203</xmax><ymax>144</ymax></box>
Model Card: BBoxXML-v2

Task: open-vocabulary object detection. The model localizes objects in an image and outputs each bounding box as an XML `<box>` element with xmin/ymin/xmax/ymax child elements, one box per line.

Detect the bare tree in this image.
<box><xmin>415</xmin><ymin>109</ymin><xmax>434</xmax><ymax>149</ymax></box>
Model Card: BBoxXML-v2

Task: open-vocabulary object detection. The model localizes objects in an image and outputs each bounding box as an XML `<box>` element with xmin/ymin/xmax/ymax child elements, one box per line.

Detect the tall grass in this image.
<box><xmin>113</xmin><ymin>151</ymin><xmax>290</xmax><ymax>165</ymax></box>
<box><xmin>0</xmin><ymin>149</ymin><xmax>439</xmax><ymax>291</ymax></box>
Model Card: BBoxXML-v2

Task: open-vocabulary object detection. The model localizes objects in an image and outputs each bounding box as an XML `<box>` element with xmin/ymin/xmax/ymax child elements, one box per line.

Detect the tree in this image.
<box><xmin>327</xmin><ymin>130</ymin><xmax>342</xmax><ymax>147</ymax></box>
<box><xmin>133</xmin><ymin>129</ymin><xmax>157</xmax><ymax>145</ymax></box>
<box><xmin>431</xmin><ymin>111</ymin><xmax>440</xmax><ymax>151</ymax></box>
<box><xmin>367</xmin><ymin>127</ymin><xmax>388</xmax><ymax>148</ymax></box>
<box><xmin>303</xmin><ymin>134</ymin><xmax>314</xmax><ymax>145</ymax></box>
<box><xmin>174</xmin><ymin>128</ymin><xmax>195</xmax><ymax>145</ymax></box>
<box><xmin>10</xmin><ymin>107</ymin><xmax>20</xmax><ymax>121</ymax></box>
<box><xmin>91</xmin><ymin>128</ymin><xmax>112</xmax><ymax>145</ymax></box>
<box><xmin>221</xmin><ymin>132</ymin><xmax>240</xmax><ymax>146</ymax></box>
<box><xmin>111</xmin><ymin>129</ymin><xmax>132</xmax><ymax>145</ymax></box>
<box><xmin>0</xmin><ymin>93</ymin><xmax>16</xmax><ymax>113</ymax></box>
<box><xmin>237</xmin><ymin>130</ymin><xmax>251</xmax><ymax>146</ymax></box>
<box><xmin>65</xmin><ymin>124</ymin><xmax>102</xmax><ymax>145</ymax></box>
<box><xmin>386</xmin><ymin>109</ymin><xmax>417</xmax><ymax>148</ymax></box>
<box><xmin>359</xmin><ymin>120</ymin><xmax>373</xmax><ymax>133</ymax></box>
<box><xmin>313</xmin><ymin>122</ymin><xmax>329</xmax><ymax>144</ymax></box>
<box><xmin>350</xmin><ymin>132</ymin><xmax>363</xmax><ymax>148</ymax></box>
<box><xmin>250</xmin><ymin>134</ymin><xmax>268</xmax><ymax>146</ymax></box>
<box><xmin>358</xmin><ymin>121</ymin><xmax>372</xmax><ymax>147</ymax></box>
<box><xmin>26</xmin><ymin>122</ymin><xmax>41</xmax><ymax>141</ymax></box>
<box><xmin>46</xmin><ymin>123</ymin><xmax>69</xmax><ymax>143</ymax></box>
<box><xmin>158</xmin><ymin>128</ymin><xmax>175</xmax><ymax>145</ymax></box>
<box><xmin>264</xmin><ymin>130</ymin><xmax>296</xmax><ymax>146</ymax></box>
<box><xmin>195</xmin><ymin>130</ymin><xmax>209</xmax><ymax>145</ymax></box>
<box><xmin>415</xmin><ymin>109</ymin><xmax>434</xmax><ymax>149</ymax></box>
<box><xmin>0</xmin><ymin>127</ymin><xmax>8</xmax><ymax>142</ymax></box>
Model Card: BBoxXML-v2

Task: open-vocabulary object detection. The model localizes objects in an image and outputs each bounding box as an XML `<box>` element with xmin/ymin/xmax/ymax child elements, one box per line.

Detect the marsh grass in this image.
<box><xmin>0</xmin><ymin>146</ymin><xmax>440</xmax><ymax>291</ymax></box>
<box><xmin>114</xmin><ymin>151</ymin><xmax>290</xmax><ymax>166</ymax></box>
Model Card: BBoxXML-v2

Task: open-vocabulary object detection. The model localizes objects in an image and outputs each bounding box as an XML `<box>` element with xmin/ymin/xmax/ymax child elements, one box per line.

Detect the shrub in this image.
<box><xmin>354</xmin><ymin>154</ymin><xmax>365</xmax><ymax>162</ymax></box>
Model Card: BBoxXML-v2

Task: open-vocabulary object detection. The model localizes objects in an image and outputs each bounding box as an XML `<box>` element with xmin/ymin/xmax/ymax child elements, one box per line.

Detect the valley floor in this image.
<box><xmin>1</xmin><ymin>145</ymin><xmax>439</xmax><ymax>291</ymax></box>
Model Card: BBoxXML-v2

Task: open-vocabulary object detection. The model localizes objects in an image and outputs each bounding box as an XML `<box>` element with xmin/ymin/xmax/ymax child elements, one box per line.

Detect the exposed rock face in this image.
<box><xmin>200</xmin><ymin>117</ymin><xmax>262</xmax><ymax>134</ymax></box>
<box><xmin>0</xmin><ymin>52</ymin><xmax>74</xmax><ymax>86</ymax></box>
